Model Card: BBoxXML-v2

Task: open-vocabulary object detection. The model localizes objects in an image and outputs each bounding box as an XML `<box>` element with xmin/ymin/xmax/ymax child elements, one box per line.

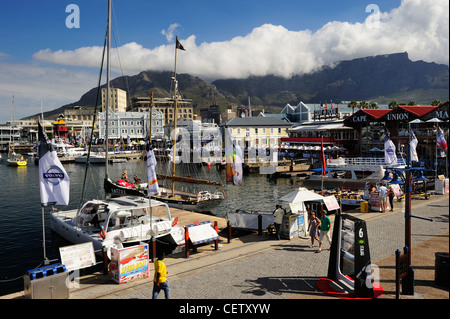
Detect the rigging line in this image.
<box><xmin>111</xmin><ymin>1</ymin><xmax>131</xmax><ymax>107</ymax></box>
<box><xmin>78</xmin><ymin>27</ymin><xmax>107</xmax><ymax>211</ymax></box>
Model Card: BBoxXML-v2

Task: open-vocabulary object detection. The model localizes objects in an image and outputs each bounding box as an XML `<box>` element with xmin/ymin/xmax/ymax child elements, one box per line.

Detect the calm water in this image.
<box><xmin>0</xmin><ymin>154</ymin><xmax>295</xmax><ymax>296</ymax></box>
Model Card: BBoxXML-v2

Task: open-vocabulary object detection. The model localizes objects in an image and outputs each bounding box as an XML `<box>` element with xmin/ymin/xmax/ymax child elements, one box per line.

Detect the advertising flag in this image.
<box><xmin>437</xmin><ymin>126</ymin><xmax>447</xmax><ymax>157</ymax></box>
<box><xmin>225</xmin><ymin>128</ymin><xmax>243</xmax><ymax>186</ymax></box>
<box><xmin>38</xmin><ymin>123</ymin><xmax>70</xmax><ymax>206</ymax></box>
<box><xmin>146</xmin><ymin>141</ymin><xmax>159</xmax><ymax>195</ymax></box>
<box><xmin>409</xmin><ymin>130</ymin><xmax>419</xmax><ymax>162</ymax></box>
<box><xmin>384</xmin><ymin>128</ymin><xmax>397</xmax><ymax>165</ymax></box>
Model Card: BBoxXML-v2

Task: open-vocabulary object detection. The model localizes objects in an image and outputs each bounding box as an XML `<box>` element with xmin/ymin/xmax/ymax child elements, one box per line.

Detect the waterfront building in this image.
<box><xmin>131</xmin><ymin>96</ymin><xmax>193</xmax><ymax>125</ymax></box>
<box><xmin>98</xmin><ymin>109</ymin><xmax>164</xmax><ymax>140</ymax></box>
<box><xmin>343</xmin><ymin>102</ymin><xmax>449</xmax><ymax>173</ymax></box>
<box><xmin>101</xmin><ymin>87</ymin><xmax>127</xmax><ymax>112</ymax></box>
<box><xmin>221</xmin><ymin>116</ymin><xmax>292</xmax><ymax>151</ymax></box>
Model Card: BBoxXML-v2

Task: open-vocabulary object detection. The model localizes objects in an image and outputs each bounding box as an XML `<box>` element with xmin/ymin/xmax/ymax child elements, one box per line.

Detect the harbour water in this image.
<box><xmin>0</xmin><ymin>155</ymin><xmax>295</xmax><ymax>296</ymax></box>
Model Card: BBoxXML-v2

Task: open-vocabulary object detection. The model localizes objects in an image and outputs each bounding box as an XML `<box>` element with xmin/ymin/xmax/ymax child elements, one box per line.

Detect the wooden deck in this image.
<box><xmin>169</xmin><ymin>207</ymin><xmax>227</xmax><ymax>230</ymax></box>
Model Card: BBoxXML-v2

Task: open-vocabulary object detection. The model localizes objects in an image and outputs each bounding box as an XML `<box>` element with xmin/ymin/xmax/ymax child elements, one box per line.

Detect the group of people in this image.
<box><xmin>273</xmin><ymin>204</ymin><xmax>332</xmax><ymax>253</ymax></box>
<box><xmin>370</xmin><ymin>182</ymin><xmax>396</xmax><ymax>213</ymax></box>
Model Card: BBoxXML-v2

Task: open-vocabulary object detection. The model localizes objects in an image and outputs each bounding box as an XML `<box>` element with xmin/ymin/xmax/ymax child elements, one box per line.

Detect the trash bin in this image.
<box><xmin>435</xmin><ymin>252</ymin><xmax>449</xmax><ymax>288</ymax></box>
<box><xmin>360</xmin><ymin>201</ymin><xmax>369</xmax><ymax>213</ymax></box>
<box><xmin>24</xmin><ymin>263</ymin><xmax>69</xmax><ymax>299</ymax></box>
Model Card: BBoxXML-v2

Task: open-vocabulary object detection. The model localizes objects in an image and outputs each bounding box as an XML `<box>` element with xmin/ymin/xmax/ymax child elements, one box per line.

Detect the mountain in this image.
<box><xmin>212</xmin><ymin>52</ymin><xmax>449</xmax><ymax>106</ymax></box>
<box><xmin>32</xmin><ymin>52</ymin><xmax>448</xmax><ymax>120</ymax></box>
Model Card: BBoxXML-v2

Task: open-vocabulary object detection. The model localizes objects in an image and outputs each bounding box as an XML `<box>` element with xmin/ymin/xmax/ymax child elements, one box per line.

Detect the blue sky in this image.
<box><xmin>0</xmin><ymin>0</ymin><xmax>448</xmax><ymax>123</ymax></box>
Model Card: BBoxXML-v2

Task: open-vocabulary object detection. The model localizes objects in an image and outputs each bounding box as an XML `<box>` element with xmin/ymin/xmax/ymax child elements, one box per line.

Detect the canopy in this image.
<box><xmin>280</xmin><ymin>187</ymin><xmax>325</xmax><ymax>203</ymax></box>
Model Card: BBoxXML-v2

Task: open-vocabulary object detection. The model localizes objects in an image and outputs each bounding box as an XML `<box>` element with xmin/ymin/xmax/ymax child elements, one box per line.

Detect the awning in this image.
<box><xmin>289</xmin><ymin>122</ymin><xmax>352</xmax><ymax>131</ymax></box>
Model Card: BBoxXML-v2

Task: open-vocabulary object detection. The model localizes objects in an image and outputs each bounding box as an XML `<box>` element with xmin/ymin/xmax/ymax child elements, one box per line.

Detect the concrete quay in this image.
<box><xmin>3</xmin><ymin>194</ymin><xmax>448</xmax><ymax>301</ymax></box>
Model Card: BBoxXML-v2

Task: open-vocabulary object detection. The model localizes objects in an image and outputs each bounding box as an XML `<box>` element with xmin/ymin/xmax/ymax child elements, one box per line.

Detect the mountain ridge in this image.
<box><xmin>30</xmin><ymin>52</ymin><xmax>449</xmax><ymax>120</ymax></box>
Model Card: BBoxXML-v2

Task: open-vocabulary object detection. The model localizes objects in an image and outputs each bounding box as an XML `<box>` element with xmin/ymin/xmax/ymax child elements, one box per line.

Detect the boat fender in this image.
<box><xmin>172</xmin><ymin>216</ymin><xmax>179</xmax><ymax>226</ymax></box>
<box><xmin>99</xmin><ymin>225</ymin><xmax>106</xmax><ymax>239</ymax></box>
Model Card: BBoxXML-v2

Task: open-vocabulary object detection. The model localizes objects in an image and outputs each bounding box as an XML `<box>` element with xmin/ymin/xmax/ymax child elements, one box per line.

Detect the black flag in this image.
<box><xmin>176</xmin><ymin>37</ymin><xmax>185</xmax><ymax>51</ymax></box>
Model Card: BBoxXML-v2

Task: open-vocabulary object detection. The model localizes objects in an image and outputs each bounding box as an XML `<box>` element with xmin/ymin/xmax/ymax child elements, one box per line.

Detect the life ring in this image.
<box><xmin>172</xmin><ymin>216</ymin><xmax>179</xmax><ymax>226</ymax></box>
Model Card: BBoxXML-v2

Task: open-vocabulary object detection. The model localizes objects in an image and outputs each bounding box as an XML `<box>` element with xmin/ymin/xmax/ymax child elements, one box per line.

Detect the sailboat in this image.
<box><xmin>7</xmin><ymin>95</ymin><xmax>27</xmax><ymax>167</ymax></box>
<box><xmin>50</xmin><ymin>0</ymin><xmax>185</xmax><ymax>256</ymax></box>
<box><xmin>104</xmin><ymin>37</ymin><xmax>225</xmax><ymax>213</ymax></box>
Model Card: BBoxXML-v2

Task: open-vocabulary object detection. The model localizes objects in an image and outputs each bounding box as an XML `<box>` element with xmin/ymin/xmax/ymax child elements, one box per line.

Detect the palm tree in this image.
<box><xmin>431</xmin><ymin>100</ymin><xmax>441</xmax><ymax>106</ymax></box>
<box><xmin>388</xmin><ymin>100</ymin><xmax>398</xmax><ymax>109</ymax></box>
<box><xmin>359</xmin><ymin>100</ymin><xmax>369</xmax><ymax>109</ymax></box>
<box><xmin>407</xmin><ymin>101</ymin><xmax>416</xmax><ymax>106</ymax></box>
<box><xmin>348</xmin><ymin>100</ymin><xmax>358</xmax><ymax>114</ymax></box>
<box><xmin>369</xmin><ymin>102</ymin><xmax>378</xmax><ymax>109</ymax></box>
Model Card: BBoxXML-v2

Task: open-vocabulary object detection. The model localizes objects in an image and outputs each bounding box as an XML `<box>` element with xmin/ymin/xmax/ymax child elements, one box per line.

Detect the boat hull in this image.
<box><xmin>7</xmin><ymin>159</ymin><xmax>27</xmax><ymax>166</ymax></box>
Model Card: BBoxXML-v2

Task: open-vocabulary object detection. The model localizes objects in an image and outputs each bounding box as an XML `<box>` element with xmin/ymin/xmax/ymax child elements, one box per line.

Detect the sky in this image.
<box><xmin>0</xmin><ymin>0</ymin><xmax>448</xmax><ymax>124</ymax></box>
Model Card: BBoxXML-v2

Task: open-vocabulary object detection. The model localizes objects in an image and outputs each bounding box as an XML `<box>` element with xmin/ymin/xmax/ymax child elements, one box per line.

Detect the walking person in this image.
<box><xmin>307</xmin><ymin>211</ymin><xmax>320</xmax><ymax>248</ymax></box>
<box><xmin>378</xmin><ymin>183</ymin><xmax>388</xmax><ymax>213</ymax></box>
<box><xmin>152</xmin><ymin>252</ymin><xmax>170</xmax><ymax>299</ymax></box>
<box><xmin>388</xmin><ymin>185</ymin><xmax>395</xmax><ymax>211</ymax></box>
<box><xmin>273</xmin><ymin>204</ymin><xmax>285</xmax><ymax>240</ymax></box>
<box><xmin>316</xmin><ymin>210</ymin><xmax>332</xmax><ymax>253</ymax></box>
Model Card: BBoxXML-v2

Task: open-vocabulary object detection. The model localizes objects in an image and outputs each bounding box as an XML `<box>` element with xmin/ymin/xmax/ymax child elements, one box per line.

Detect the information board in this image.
<box><xmin>187</xmin><ymin>221</ymin><xmax>219</xmax><ymax>245</ymax></box>
<box><xmin>59</xmin><ymin>242</ymin><xmax>96</xmax><ymax>272</ymax></box>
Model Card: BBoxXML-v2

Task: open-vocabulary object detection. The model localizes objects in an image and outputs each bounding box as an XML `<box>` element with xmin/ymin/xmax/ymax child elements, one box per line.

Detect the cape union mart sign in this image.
<box><xmin>350</xmin><ymin>111</ymin><xmax>411</xmax><ymax>123</ymax></box>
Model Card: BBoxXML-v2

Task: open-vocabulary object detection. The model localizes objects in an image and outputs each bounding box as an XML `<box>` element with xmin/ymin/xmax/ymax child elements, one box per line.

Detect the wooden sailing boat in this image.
<box><xmin>7</xmin><ymin>95</ymin><xmax>27</xmax><ymax>167</ymax></box>
<box><xmin>104</xmin><ymin>37</ymin><xmax>225</xmax><ymax>212</ymax></box>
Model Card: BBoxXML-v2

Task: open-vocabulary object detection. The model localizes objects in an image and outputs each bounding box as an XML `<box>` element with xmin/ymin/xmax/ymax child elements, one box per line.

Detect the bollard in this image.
<box><xmin>103</xmin><ymin>247</ymin><xmax>109</xmax><ymax>275</ymax></box>
<box><xmin>214</xmin><ymin>221</ymin><xmax>219</xmax><ymax>250</ymax></box>
<box><xmin>227</xmin><ymin>221</ymin><xmax>232</xmax><ymax>243</ymax></box>
<box><xmin>151</xmin><ymin>238</ymin><xmax>156</xmax><ymax>263</ymax></box>
<box><xmin>258</xmin><ymin>214</ymin><xmax>262</xmax><ymax>236</ymax></box>
<box><xmin>184</xmin><ymin>226</ymin><xmax>190</xmax><ymax>258</ymax></box>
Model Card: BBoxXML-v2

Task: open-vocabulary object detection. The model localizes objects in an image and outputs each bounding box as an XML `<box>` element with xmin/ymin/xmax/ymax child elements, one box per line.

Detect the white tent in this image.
<box><xmin>280</xmin><ymin>187</ymin><xmax>325</xmax><ymax>203</ymax></box>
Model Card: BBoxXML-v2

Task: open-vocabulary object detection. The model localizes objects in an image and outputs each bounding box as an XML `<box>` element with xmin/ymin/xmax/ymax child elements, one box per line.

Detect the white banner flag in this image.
<box><xmin>38</xmin><ymin>123</ymin><xmax>70</xmax><ymax>206</ymax></box>
<box><xmin>409</xmin><ymin>130</ymin><xmax>419</xmax><ymax>162</ymax></box>
<box><xmin>146</xmin><ymin>142</ymin><xmax>159</xmax><ymax>196</ymax></box>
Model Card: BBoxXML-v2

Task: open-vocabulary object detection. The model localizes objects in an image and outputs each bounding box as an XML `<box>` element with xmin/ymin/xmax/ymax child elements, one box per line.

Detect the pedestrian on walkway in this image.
<box><xmin>273</xmin><ymin>204</ymin><xmax>285</xmax><ymax>240</ymax></box>
<box><xmin>307</xmin><ymin>211</ymin><xmax>320</xmax><ymax>248</ymax></box>
<box><xmin>316</xmin><ymin>210</ymin><xmax>332</xmax><ymax>253</ymax></box>
<box><xmin>378</xmin><ymin>183</ymin><xmax>388</xmax><ymax>213</ymax></box>
<box><xmin>152</xmin><ymin>252</ymin><xmax>170</xmax><ymax>299</ymax></box>
<box><xmin>388</xmin><ymin>185</ymin><xmax>395</xmax><ymax>211</ymax></box>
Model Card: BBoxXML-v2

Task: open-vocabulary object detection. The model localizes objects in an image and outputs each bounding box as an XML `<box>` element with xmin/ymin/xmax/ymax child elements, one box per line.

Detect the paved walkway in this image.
<box><xmin>4</xmin><ymin>194</ymin><xmax>448</xmax><ymax>303</ymax></box>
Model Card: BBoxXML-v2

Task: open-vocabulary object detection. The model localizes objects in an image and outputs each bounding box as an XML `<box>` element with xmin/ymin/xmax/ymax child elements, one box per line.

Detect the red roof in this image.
<box><xmin>361</xmin><ymin>109</ymin><xmax>392</xmax><ymax>119</ymax></box>
<box><xmin>398</xmin><ymin>105</ymin><xmax>438</xmax><ymax>117</ymax></box>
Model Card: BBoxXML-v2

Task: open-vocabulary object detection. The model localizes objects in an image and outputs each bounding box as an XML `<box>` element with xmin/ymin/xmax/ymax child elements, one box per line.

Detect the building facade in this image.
<box><xmin>101</xmin><ymin>88</ymin><xmax>128</xmax><ymax>113</ymax></box>
<box><xmin>131</xmin><ymin>96</ymin><xmax>193</xmax><ymax>125</ymax></box>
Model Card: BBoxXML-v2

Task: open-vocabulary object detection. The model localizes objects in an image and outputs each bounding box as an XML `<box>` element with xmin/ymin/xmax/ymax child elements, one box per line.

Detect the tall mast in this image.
<box><xmin>171</xmin><ymin>37</ymin><xmax>180</xmax><ymax>197</ymax></box>
<box><xmin>105</xmin><ymin>0</ymin><xmax>111</xmax><ymax>179</ymax></box>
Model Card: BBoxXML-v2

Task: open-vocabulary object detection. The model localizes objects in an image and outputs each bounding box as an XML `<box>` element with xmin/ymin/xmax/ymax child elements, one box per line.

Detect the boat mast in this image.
<box><xmin>171</xmin><ymin>36</ymin><xmax>180</xmax><ymax>197</ymax></box>
<box><xmin>105</xmin><ymin>0</ymin><xmax>111</xmax><ymax>180</ymax></box>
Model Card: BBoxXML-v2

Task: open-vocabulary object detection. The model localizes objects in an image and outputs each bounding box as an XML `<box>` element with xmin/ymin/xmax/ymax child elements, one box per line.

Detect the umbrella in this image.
<box><xmin>426</xmin><ymin>118</ymin><xmax>443</xmax><ymax>123</ymax></box>
<box><xmin>369</xmin><ymin>147</ymin><xmax>383</xmax><ymax>152</ymax></box>
<box><xmin>280</xmin><ymin>187</ymin><xmax>324</xmax><ymax>203</ymax></box>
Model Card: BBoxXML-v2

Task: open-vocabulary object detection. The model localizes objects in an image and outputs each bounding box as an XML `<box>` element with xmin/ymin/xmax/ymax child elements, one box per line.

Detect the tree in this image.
<box><xmin>348</xmin><ymin>100</ymin><xmax>358</xmax><ymax>114</ymax></box>
<box><xmin>431</xmin><ymin>100</ymin><xmax>441</xmax><ymax>106</ymax></box>
<box><xmin>407</xmin><ymin>101</ymin><xmax>416</xmax><ymax>106</ymax></box>
<box><xmin>388</xmin><ymin>100</ymin><xmax>398</xmax><ymax>109</ymax></box>
<box><xmin>359</xmin><ymin>100</ymin><xmax>369</xmax><ymax>109</ymax></box>
<box><xmin>369</xmin><ymin>102</ymin><xmax>378</xmax><ymax>109</ymax></box>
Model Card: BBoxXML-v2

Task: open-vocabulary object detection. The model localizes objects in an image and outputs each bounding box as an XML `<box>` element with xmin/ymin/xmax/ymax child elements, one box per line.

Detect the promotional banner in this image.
<box><xmin>146</xmin><ymin>142</ymin><xmax>159</xmax><ymax>195</ymax></box>
<box><xmin>38</xmin><ymin>123</ymin><xmax>70</xmax><ymax>206</ymax></box>
<box><xmin>225</xmin><ymin>128</ymin><xmax>243</xmax><ymax>186</ymax></box>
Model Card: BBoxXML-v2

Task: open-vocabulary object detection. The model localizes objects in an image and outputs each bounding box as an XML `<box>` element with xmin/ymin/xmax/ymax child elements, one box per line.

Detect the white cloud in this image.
<box><xmin>32</xmin><ymin>0</ymin><xmax>449</xmax><ymax>81</ymax></box>
<box><xmin>161</xmin><ymin>23</ymin><xmax>180</xmax><ymax>42</ymax></box>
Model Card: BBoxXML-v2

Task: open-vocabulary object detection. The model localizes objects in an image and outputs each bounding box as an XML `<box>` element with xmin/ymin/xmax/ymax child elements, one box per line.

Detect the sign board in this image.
<box><xmin>110</xmin><ymin>244</ymin><xmax>150</xmax><ymax>284</ymax></box>
<box><xmin>59</xmin><ymin>242</ymin><xmax>95</xmax><ymax>272</ymax></box>
<box><xmin>369</xmin><ymin>192</ymin><xmax>381</xmax><ymax>212</ymax></box>
<box><xmin>227</xmin><ymin>212</ymin><xmax>274</xmax><ymax>230</ymax></box>
<box><xmin>186</xmin><ymin>221</ymin><xmax>219</xmax><ymax>245</ymax></box>
<box><xmin>322</xmin><ymin>195</ymin><xmax>340</xmax><ymax>211</ymax></box>
<box><xmin>284</xmin><ymin>213</ymin><xmax>308</xmax><ymax>239</ymax></box>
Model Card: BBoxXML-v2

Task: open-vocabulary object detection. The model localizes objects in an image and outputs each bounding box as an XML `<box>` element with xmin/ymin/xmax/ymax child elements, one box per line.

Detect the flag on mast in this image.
<box><xmin>146</xmin><ymin>141</ymin><xmax>160</xmax><ymax>196</ymax></box>
<box><xmin>437</xmin><ymin>126</ymin><xmax>447</xmax><ymax>157</ymax></box>
<box><xmin>320</xmin><ymin>138</ymin><xmax>327</xmax><ymax>176</ymax></box>
<box><xmin>384</xmin><ymin>128</ymin><xmax>397</xmax><ymax>165</ymax></box>
<box><xmin>409</xmin><ymin>130</ymin><xmax>419</xmax><ymax>162</ymax></box>
<box><xmin>38</xmin><ymin>123</ymin><xmax>70</xmax><ymax>206</ymax></box>
<box><xmin>225</xmin><ymin>128</ymin><xmax>243</xmax><ymax>186</ymax></box>
<box><xmin>176</xmin><ymin>37</ymin><xmax>185</xmax><ymax>51</ymax></box>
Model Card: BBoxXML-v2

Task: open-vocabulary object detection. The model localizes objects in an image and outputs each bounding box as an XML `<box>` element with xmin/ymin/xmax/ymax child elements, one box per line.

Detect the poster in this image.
<box><xmin>369</xmin><ymin>192</ymin><xmax>381</xmax><ymax>212</ymax></box>
<box><xmin>110</xmin><ymin>244</ymin><xmax>150</xmax><ymax>284</ymax></box>
<box><xmin>59</xmin><ymin>242</ymin><xmax>95</xmax><ymax>272</ymax></box>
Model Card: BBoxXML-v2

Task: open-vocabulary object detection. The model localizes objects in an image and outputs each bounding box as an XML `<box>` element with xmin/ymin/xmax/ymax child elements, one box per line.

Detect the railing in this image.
<box><xmin>328</xmin><ymin>157</ymin><xmax>406</xmax><ymax>167</ymax></box>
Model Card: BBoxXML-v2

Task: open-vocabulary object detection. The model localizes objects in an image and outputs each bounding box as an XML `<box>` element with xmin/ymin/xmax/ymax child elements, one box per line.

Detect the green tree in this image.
<box><xmin>348</xmin><ymin>100</ymin><xmax>358</xmax><ymax>114</ymax></box>
<box><xmin>388</xmin><ymin>100</ymin><xmax>398</xmax><ymax>109</ymax></box>
<box><xmin>431</xmin><ymin>100</ymin><xmax>441</xmax><ymax>106</ymax></box>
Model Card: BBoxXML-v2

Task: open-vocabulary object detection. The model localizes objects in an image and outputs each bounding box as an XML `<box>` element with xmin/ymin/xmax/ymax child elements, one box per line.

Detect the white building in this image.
<box><xmin>98</xmin><ymin>109</ymin><xmax>164</xmax><ymax>140</ymax></box>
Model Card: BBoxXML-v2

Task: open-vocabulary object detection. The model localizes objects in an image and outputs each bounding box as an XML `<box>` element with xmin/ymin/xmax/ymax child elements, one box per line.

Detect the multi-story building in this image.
<box><xmin>98</xmin><ymin>109</ymin><xmax>164</xmax><ymax>140</ymax></box>
<box><xmin>101</xmin><ymin>87</ymin><xmax>128</xmax><ymax>112</ymax></box>
<box><xmin>131</xmin><ymin>96</ymin><xmax>193</xmax><ymax>125</ymax></box>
